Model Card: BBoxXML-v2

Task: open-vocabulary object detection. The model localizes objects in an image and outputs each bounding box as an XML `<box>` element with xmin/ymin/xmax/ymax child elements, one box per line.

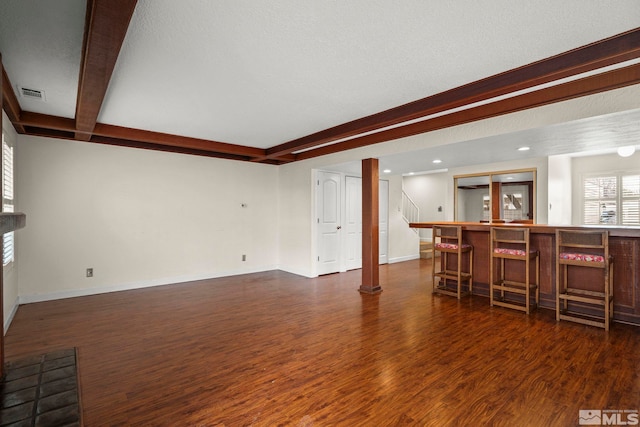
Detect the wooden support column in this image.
<box><xmin>359</xmin><ymin>158</ymin><xmax>381</xmax><ymax>294</ymax></box>
<box><xmin>491</xmin><ymin>181</ymin><xmax>502</xmax><ymax>221</ymax></box>
<box><xmin>527</xmin><ymin>181</ymin><xmax>534</xmax><ymax>219</ymax></box>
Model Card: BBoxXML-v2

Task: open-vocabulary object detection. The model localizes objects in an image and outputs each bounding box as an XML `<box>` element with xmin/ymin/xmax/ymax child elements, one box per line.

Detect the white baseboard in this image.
<box><xmin>17</xmin><ymin>259</ymin><xmax>428</xmax><ymax>305</ymax></box>
<box><xmin>4</xmin><ymin>296</ymin><xmax>19</xmax><ymax>335</ymax></box>
<box><xmin>389</xmin><ymin>254</ymin><xmax>420</xmax><ymax>264</ymax></box>
<box><xmin>19</xmin><ymin>265</ymin><xmax>279</xmax><ymax>304</ymax></box>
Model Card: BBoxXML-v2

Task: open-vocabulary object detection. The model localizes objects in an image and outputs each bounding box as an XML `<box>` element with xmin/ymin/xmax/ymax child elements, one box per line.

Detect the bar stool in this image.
<box><xmin>490</xmin><ymin>227</ymin><xmax>539</xmax><ymax>314</ymax></box>
<box><xmin>556</xmin><ymin>229</ymin><xmax>614</xmax><ymax>330</ymax></box>
<box><xmin>431</xmin><ymin>225</ymin><xmax>473</xmax><ymax>299</ymax></box>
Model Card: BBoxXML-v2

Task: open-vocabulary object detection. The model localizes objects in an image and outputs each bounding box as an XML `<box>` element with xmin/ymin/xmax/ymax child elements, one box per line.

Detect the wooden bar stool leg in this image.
<box><xmin>442</xmin><ymin>252</ymin><xmax>447</xmax><ymax>291</ymax></box>
<box><xmin>525</xmin><ymin>255</ymin><xmax>530</xmax><ymax>314</ymax></box>
<box><xmin>500</xmin><ymin>258</ymin><xmax>505</xmax><ymax>300</ymax></box>
<box><xmin>489</xmin><ymin>251</ymin><xmax>496</xmax><ymax>307</ymax></box>
<box><xmin>432</xmin><ymin>249</ymin><xmax>437</xmax><ymax>294</ymax></box>
<box><xmin>469</xmin><ymin>248</ymin><xmax>474</xmax><ymax>295</ymax></box>
<box><xmin>536</xmin><ymin>252</ymin><xmax>540</xmax><ymax>308</ymax></box>
<box><xmin>605</xmin><ymin>262</ymin><xmax>612</xmax><ymax>331</ymax></box>
<box><xmin>457</xmin><ymin>252</ymin><xmax>462</xmax><ymax>300</ymax></box>
<box><xmin>563</xmin><ymin>265</ymin><xmax>568</xmax><ymax>313</ymax></box>
<box><xmin>609</xmin><ymin>265</ymin><xmax>614</xmax><ymax>327</ymax></box>
<box><xmin>556</xmin><ymin>262</ymin><xmax>561</xmax><ymax>322</ymax></box>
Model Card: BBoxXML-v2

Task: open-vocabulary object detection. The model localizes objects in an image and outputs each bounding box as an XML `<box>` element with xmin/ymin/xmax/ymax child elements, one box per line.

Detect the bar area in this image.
<box><xmin>409</xmin><ymin>221</ymin><xmax>640</xmax><ymax>327</ymax></box>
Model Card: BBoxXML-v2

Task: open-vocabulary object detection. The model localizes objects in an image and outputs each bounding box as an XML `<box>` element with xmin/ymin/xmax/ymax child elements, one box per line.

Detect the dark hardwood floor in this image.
<box><xmin>4</xmin><ymin>259</ymin><xmax>639</xmax><ymax>426</ymax></box>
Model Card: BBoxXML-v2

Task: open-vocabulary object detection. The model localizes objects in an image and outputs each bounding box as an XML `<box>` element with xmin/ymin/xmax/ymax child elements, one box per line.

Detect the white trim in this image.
<box><xmin>18</xmin><ymin>265</ymin><xmax>279</xmax><ymax>304</ymax></box>
<box><xmin>4</xmin><ymin>296</ymin><xmax>19</xmax><ymax>335</ymax></box>
<box><xmin>389</xmin><ymin>254</ymin><xmax>420</xmax><ymax>264</ymax></box>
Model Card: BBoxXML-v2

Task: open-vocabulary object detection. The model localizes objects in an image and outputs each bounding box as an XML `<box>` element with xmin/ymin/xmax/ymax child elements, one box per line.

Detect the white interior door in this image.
<box><xmin>316</xmin><ymin>171</ymin><xmax>341</xmax><ymax>275</ymax></box>
<box><xmin>344</xmin><ymin>176</ymin><xmax>389</xmax><ymax>270</ymax></box>
<box><xmin>379</xmin><ymin>180</ymin><xmax>389</xmax><ymax>264</ymax></box>
<box><xmin>345</xmin><ymin>176</ymin><xmax>362</xmax><ymax>270</ymax></box>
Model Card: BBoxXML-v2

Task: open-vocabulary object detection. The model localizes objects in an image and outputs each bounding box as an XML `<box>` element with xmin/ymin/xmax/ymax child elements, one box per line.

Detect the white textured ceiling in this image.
<box><xmin>0</xmin><ymin>1</ymin><xmax>639</xmax><ymax>164</ymax></box>
<box><xmin>100</xmin><ymin>0</ymin><xmax>640</xmax><ymax>148</ymax></box>
<box><xmin>0</xmin><ymin>0</ymin><xmax>85</xmax><ymax>118</ymax></box>
<box><xmin>325</xmin><ymin>108</ymin><xmax>640</xmax><ymax>176</ymax></box>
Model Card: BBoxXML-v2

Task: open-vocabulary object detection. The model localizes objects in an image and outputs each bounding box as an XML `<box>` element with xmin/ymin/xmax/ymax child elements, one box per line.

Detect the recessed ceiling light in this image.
<box><xmin>432</xmin><ymin>159</ymin><xmax>442</xmax><ymax>164</ymax></box>
<box><xmin>617</xmin><ymin>146</ymin><xmax>636</xmax><ymax>157</ymax></box>
<box><xmin>507</xmin><ymin>176</ymin><xmax>514</xmax><ymax>180</ymax></box>
<box><xmin>518</xmin><ymin>146</ymin><xmax>530</xmax><ymax>151</ymax></box>
<box><xmin>408</xmin><ymin>172</ymin><xmax>415</xmax><ymax>175</ymax></box>
<box><xmin>383</xmin><ymin>169</ymin><xmax>391</xmax><ymax>174</ymax></box>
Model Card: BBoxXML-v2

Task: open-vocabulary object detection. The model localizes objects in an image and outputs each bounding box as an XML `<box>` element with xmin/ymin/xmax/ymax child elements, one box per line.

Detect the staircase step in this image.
<box><xmin>420</xmin><ymin>249</ymin><xmax>440</xmax><ymax>259</ymax></box>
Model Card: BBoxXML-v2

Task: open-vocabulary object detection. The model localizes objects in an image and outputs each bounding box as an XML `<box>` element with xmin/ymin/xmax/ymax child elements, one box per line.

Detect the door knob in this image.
<box><xmin>337</xmin><ymin>226</ymin><xmax>342</xmax><ymax>230</ymax></box>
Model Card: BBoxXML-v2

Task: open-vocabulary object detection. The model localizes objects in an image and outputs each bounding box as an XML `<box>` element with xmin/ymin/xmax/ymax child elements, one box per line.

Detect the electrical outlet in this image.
<box><xmin>242</xmin><ymin>254</ymin><xmax>246</xmax><ymax>261</ymax></box>
<box><xmin>86</xmin><ymin>268</ymin><xmax>93</xmax><ymax>278</ymax></box>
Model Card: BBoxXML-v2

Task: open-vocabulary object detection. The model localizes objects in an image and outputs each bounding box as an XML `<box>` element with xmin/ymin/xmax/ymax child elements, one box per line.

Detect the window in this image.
<box><xmin>502</xmin><ymin>192</ymin><xmax>523</xmax><ymax>221</ymax></box>
<box><xmin>622</xmin><ymin>175</ymin><xmax>640</xmax><ymax>225</ymax></box>
<box><xmin>583</xmin><ymin>173</ymin><xmax>640</xmax><ymax>226</ymax></box>
<box><xmin>482</xmin><ymin>195</ymin><xmax>490</xmax><ymax>221</ymax></box>
<box><xmin>2</xmin><ymin>131</ymin><xmax>14</xmax><ymax>266</ymax></box>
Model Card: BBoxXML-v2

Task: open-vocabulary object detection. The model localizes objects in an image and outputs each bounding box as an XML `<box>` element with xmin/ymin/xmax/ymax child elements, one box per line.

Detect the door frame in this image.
<box><xmin>312</xmin><ymin>169</ymin><xmax>389</xmax><ymax>276</ymax></box>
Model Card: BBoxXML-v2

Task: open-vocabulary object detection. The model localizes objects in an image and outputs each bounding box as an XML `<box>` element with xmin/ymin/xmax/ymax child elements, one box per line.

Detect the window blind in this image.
<box><xmin>2</xmin><ymin>132</ymin><xmax>14</xmax><ymax>266</ymax></box>
<box><xmin>583</xmin><ymin>176</ymin><xmax>616</xmax><ymax>225</ymax></box>
<box><xmin>583</xmin><ymin>174</ymin><xmax>640</xmax><ymax>226</ymax></box>
<box><xmin>622</xmin><ymin>175</ymin><xmax>640</xmax><ymax>225</ymax></box>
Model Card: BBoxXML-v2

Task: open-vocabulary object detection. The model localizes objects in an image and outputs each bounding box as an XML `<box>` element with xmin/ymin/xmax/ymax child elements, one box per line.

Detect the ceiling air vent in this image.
<box><xmin>17</xmin><ymin>86</ymin><xmax>46</xmax><ymax>102</ymax></box>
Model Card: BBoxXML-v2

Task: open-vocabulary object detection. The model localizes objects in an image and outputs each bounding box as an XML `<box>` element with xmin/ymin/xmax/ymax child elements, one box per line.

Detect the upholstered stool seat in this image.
<box><xmin>490</xmin><ymin>227</ymin><xmax>540</xmax><ymax>314</ymax></box>
<box><xmin>556</xmin><ymin>230</ymin><xmax>614</xmax><ymax>330</ymax></box>
<box><xmin>431</xmin><ymin>225</ymin><xmax>473</xmax><ymax>299</ymax></box>
<box><xmin>559</xmin><ymin>252</ymin><xmax>606</xmax><ymax>263</ymax></box>
<box><xmin>435</xmin><ymin>242</ymin><xmax>472</xmax><ymax>251</ymax></box>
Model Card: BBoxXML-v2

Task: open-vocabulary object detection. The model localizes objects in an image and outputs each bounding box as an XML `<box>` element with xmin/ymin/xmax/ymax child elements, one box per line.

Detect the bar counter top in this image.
<box><xmin>409</xmin><ymin>221</ymin><xmax>640</xmax><ymax>238</ymax></box>
<box><xmin>408</xmin><ymin>221</ymin><xmax>640</xmax><ymax>326</ymax></box>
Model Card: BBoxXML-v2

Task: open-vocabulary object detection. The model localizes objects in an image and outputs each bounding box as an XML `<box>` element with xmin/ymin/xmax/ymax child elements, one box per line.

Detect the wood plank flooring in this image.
<box><xmin>4</xmin><ymin>259</ymin><xmax>640</xmax><ymax>426</ymax></box>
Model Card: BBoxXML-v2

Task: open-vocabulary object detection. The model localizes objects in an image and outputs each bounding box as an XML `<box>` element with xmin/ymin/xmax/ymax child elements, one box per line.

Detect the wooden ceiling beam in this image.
<box><xmin>4</xmin><ymin>26</ymin><xmax>639</xmax><ymax>166</ymax></box>
<box><xmin>19</xmin><ymin>111</ymin><xmax>76</xmax><ymax>132</ymax></box>
<box><xmin>92</xmin><ymin>123</ymin><xmax>266</xmax><ymax>158</ymax></box>
<box><xmin>15</xmin><ymin>112</ymin><xmax>272</xmax><ymax>161</ymax></box>
<box><xmin>74</xmin><ymin>0</ymin><xmax>138</xmax><ymax>140</ymax></box>
<box><xmin>266</xmin><ymin>27</ymin><xmax>640</xmax><ymax>159</ymax></box>
<box><xmin>90</xmin><ymin>135</ymin><xmax>256</xmax><ymax>162</ymax></box>
<box><xmin>1</xmin><ymin>64</ymin><xmax>25</xmax><ymax>133</ymax></box>
<box><xmin>297</xmin><ymin>63</ymin><xmax>640</xmax><ymax>161</ymax></box>
<box><xmin>249</xmin><ymin>153</ymin><xmax>297</xmax><ymax>163</ymax></box>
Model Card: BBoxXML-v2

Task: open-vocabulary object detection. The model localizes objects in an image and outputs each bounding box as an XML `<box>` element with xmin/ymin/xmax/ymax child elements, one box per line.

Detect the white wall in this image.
<box><xmin>548</xmin><ymin>155</ymin><xmax>572</xmax><ymax>225</ymax></box>
<box><xmin>278</xmin><ymin>85</ymin><xmax>640</xmax><ymax>276</ymax></box>
<box><xmin>459</xmin><ymin>187</ymin><xmax>489</xmax><ymax>222</ymax></box>
<box><xmin>571</xmin><ymin>150</ymin><xmax>640</xmax><ymax>225</ymax></box>
<box><xmin>2</xmin><ymin>111</ymin><xmax>19</xmax><ymax>331</ymax></box>
<box><xmin>3</xmin><ymin>82</ymin><xmax>638</xmax><ymax>301</ymax></box>
<box><xmin>16</xmin><ymin>135</ymin><xmax>279</xmax><ymax>302</ymax></box>
<box><xmin>445</xmin><ymin>157</ymin><xmax>549</xmax><ymax>224</ymax></box>
<box><xmin>278</xmin><ymin>159</ymin><xmax>420</xmax><ymax>277</ymax></box>
<box><xmin>402</xmin><ymin>172</ymin><xmax>448</xmax><ymax>240</ymax></box>
<box><xmin>387</xmin><ymin>174</ymin><xmax>421</xmax><ymax>263</ymax></box>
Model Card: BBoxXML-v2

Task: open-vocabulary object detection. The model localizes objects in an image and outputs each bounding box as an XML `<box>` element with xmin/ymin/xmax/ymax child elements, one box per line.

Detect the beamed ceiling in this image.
<box><xmin>0</xmin><ymin>1</ymin><xmax>639</xmax><ymax>167</ymax></box>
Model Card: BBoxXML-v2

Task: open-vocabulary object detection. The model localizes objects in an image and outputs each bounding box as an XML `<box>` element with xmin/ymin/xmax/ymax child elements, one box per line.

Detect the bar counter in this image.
<box><xmin>409</xmin><ymin>221</ymin><xmax>640</xmax><ymax>326</ymax></box>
